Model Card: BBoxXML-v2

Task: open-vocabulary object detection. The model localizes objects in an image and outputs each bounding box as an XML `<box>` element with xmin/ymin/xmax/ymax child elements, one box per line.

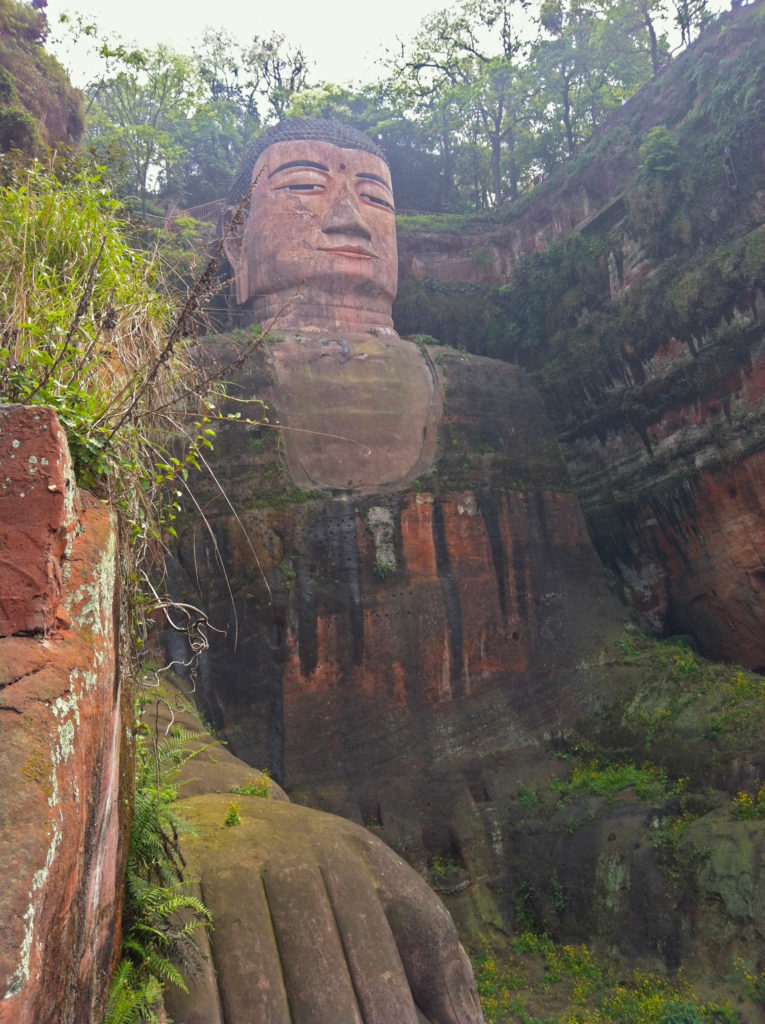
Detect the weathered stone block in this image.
<box><xmin>0</xmin><ymin>407</ymin><xmax>127</xmax><ymax>1024</ymax></box>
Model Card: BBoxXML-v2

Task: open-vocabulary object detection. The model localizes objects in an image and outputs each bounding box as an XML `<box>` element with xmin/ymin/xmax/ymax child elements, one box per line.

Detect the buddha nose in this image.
<box><xmin>321</xmin><ymin>188</ymin><xmax>372</xmax><ymax>240</ymax></box>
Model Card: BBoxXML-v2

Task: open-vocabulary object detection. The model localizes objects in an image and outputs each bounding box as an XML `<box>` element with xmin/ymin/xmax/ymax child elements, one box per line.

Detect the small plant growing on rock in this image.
<box><xmin>230</xmin><ymin>771</ymin><xmax>271</xmax><ymax>798</ymax></box>
<box><xmin>373</xmin><ymin>560</ymin><xmax>392</xmax><ymax>580</ymax></box>
<box><xmin>429</xmin><ymin>855</ymin><xmax>460</xmax><ymax>881</ymax></box>
<box><xmin>280</xmin><ymin>560</ymin><xmax>296</xmax><ymax>588</ymax></box>
<box><xmin>224</xmin><ymin>801</ymin><xmax>241</xmax><ymax>827</ymax></box>
<box><xmin>672</xmin><ymin>647</ymin><xmax>698</xmax><ymax>675</ymax></box>
<box><xmin>638</xmin><ymin>125</ymin><xmax>679</xmax><ymax>175</ymax></box>
<box><xmin>733</xmin><ymin>781</ymin><xmax>765</xmax><ymax>820</ymax></box>
<box><xmin>518</xmin><ymin>783</ymin><xmax>538</xmax><ymax>805</ymax></box>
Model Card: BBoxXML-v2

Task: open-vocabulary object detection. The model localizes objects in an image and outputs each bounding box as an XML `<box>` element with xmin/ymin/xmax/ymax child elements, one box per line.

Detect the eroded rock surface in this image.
<box><xmin>0</xmin><ymin>406</ymin><xmax>127</xmax><ymax>1024</ymax></box>
<box><xmin>563</xmin><ymin>313</ymin><xmax>765</xmax><ymax>669</ymax></box>
<box><xmin>0</xmin><ymin>406</ymin><xmax>79</xmax><ymax>635</ymax></box>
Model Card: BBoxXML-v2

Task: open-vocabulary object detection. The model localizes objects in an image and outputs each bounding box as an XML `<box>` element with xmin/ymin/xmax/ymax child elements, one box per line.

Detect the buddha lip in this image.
<box><xmin>318</xmin><ymin>245</ymin><xmax>377</xmax><ymax>258</ymax></box>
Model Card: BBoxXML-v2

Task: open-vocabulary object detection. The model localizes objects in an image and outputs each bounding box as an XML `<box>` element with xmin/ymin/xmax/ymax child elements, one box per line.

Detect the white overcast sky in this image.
<box><xmin>46</xmin><ymin>0</ymin><xmax>450</xmax><ymax>87</ymax></box>
<box><xmin>47</xmin><ymin>0</ymin><xmax>731</xmax><ymax>90</ymax></box>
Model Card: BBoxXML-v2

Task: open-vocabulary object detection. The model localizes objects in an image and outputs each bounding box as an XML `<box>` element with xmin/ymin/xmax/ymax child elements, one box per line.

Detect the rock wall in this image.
<box><xmin>563</xmin><ymin>301</ymin><xmax>765</xmax><ymax>669</ymax></box>
<box><xmin>0</xmin><ymin>406</ymin><xmax>127</xmax><ymax>1024</ymax></box>
<box><xmin>393</xmin><ymin>2</ymin><xmax>765</xmax><ymax>669</ymax></box>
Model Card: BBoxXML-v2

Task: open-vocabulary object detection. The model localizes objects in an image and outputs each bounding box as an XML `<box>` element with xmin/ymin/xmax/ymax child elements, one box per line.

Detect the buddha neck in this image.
<box><xmin>249</xmin><ymin>290</ymin><xmax>396</xmax><ymax>335</ymax></box>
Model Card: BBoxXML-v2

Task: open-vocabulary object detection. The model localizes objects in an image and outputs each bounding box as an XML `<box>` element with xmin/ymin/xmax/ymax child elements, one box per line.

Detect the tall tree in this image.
<box><xmin>390</xmin><ymin>0</ymin><xmax>535</xmax><ymax>206</ymax></box>
<box><xmin>86</xmin><ymin>45</ymin><xmax>199</xmax><ymax>212</ymax></box>
<box><xmin>83</xmin><ymin>30</ymin><xmax>312</xmax><ymax>209</ymax></box>
<box><xmin>528</xmin><ymin>0</ymin><xmax>655</xmax><ymax>164</ymax></box>
<box><xmin>183</xmin><ymin>29</ymin><xmax>310</xmax><ymax>204</ymax></box>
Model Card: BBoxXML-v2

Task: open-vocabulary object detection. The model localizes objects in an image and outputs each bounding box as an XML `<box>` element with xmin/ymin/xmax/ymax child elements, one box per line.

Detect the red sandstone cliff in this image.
<box><xmin>0</xmin><ymin>406</ymin><xmax>128</xmax><ymax>1024</ymax></box>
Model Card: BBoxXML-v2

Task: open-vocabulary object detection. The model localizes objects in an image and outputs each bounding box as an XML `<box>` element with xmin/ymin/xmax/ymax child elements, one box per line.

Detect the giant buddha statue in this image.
<box><xmin>174</xmin><ymin>119</ymin><xmax>625</xmax><ymax>951</ymax></box>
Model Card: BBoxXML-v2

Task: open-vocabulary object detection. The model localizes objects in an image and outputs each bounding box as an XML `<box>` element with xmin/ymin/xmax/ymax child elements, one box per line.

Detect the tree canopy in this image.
<box><xmin>39</xmin><ymin>0</ymin><xmax>722</xmax><ymax>215</ymax></box>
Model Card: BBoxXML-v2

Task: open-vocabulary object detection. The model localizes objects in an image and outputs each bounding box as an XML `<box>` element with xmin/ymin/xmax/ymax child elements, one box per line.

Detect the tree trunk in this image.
<box><xmin>642</xmin><ymin>4</ymin><xmax>661</xmax><ymax>75</ymax></box>
<box><xmin>562</xmin><ymin>75</ymin><xmax>575</xmax><ymax>156</ymax></box>
<box><xmin>507</xmin><ymin>123</ymin><xmax>518</xmax><ymax>201</ymax></box>
<box><xmin>490</xmin><ymin>132</ymin><xmax>502</xmax><ymax>206</ymax></box>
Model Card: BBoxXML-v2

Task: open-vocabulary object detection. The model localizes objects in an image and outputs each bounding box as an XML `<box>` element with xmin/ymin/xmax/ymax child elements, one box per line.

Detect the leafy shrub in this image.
<box><xmin>551</xmin><ymin>759</ymin><xmax>681</xmax><ymax>802</ymax></box>
<box><xmin>639</xmin><ymin>126</ymin><xmax>679</xmax><ymax>175</ymax></box>
<box><xmin>672</xmin><ymin>648</ymin><xmax>698</xmax><ymax>676</ymax></box>
<box><xmin>518</xmin><ymin>783</ymin><xmax>539</xmax><ymax>805</ymax></box>
<box><xmin>732</xmin><ymin>781</ymin><xmax>765</xmax><ymax>820</ymax></box>
<box><xmin>658</xmin><ymin>1002</ymin><xmax>704</xmax><ymax>1024</ymax></box>
<box><xmin>0</xmin><ymin>107</ymin><xmax>39</xmax><ymax>154</ymax></box>
<box><xmin>0</xmin><ymin>163</ymin><xmax>226</xmax><ymax>582</ymax></box>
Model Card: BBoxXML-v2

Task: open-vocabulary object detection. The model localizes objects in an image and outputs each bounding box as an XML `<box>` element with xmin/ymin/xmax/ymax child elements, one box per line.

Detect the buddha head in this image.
<box><xmin>224</xmin><ymin>119</ymin><xmax>398</xmax><ymax>332</ymax></box>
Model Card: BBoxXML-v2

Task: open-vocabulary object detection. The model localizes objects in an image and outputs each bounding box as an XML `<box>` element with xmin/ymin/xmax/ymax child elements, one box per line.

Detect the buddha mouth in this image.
<box><xmin>318</xmin><ymin>245</ymin><xmax>377</xmax><ymax>259</ymax></box>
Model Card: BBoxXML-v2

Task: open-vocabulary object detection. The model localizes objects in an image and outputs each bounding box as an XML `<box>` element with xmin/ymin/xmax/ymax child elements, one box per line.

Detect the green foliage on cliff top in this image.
<box><xmin>550</xmin><ymin>759</ymin><xmax>684</xmax><ymax>804</ymax></box>
<box><xmin>0</xmin><ymin>0</ymin><xmax>83</xmax><ymax>155</ymax></box>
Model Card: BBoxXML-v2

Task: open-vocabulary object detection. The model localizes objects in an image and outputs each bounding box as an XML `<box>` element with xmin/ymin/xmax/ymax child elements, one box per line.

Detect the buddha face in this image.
<box><xmin>228</xmin><ymin>139</ymin><xmax>398</xmax><ymax>327</ymax></box>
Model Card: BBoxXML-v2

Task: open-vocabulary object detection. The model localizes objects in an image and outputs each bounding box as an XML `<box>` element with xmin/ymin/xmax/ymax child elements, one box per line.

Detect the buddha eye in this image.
<box><xmin>361</xmin><ymin>193</ymin><xmax>394</xmax><ymax>211</ymax></box>
<box><xmin>277</xmin><ymin>183</ymin><xmax>324</xmax><ymax>192</ymax></box>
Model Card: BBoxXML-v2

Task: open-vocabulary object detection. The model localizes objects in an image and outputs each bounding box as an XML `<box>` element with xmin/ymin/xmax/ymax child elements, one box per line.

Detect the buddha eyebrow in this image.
<box><xmin>356</xmin><ymin>172</ymin><xmax>392</xmax><ymax>193</ymax></box>
<box><xmin>268</xmin><ymin>160</ymin><xmax>329</xmax><ymax>178</ymax></box>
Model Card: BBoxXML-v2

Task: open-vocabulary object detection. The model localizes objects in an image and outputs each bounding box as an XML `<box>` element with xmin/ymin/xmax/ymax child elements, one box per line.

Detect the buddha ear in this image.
<box><xmin>222</xmin><ymin>205</ymin><xmax>249</xmax><ymax>306</ymax></box>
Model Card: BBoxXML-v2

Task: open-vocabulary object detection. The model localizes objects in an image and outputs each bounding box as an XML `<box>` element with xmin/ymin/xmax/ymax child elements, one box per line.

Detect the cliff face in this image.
<box><xmin>0</xmin><ymin>406</ymin><xmax>128</xmax><ymax>1024</ymax></box>
<box><xmin>562</xmin><ymin>301</ymin><xmax>765</xmax><ymax>669</ymax></box>
<box><xmin>393</xmin><ymin>1</ymin><xmax>765</xmax><ymax>669</ymax></box>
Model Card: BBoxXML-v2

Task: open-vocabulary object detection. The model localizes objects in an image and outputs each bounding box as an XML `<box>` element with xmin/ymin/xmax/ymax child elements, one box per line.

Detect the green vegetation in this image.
<box><xmin>104</xmin><ymin>705</ymin><xmax>212</xmax><ymax>1024</ymax></box>
<box><xmin>551</xmin><ymin>759</ymin><xmax>683</xmax><ymax>803</ymax></box>
<box><xmin>638</xmin><ymin>125</ymin><xmax>679</xmax><ymax>175</ymax></box>
<box><xmin>518</xmin><ymin>784</ymin><xmax>539</xmax><ymax>806</ymax></box>
<box><xmin>615</xmin><ymin>631</ymin><xmax>765</xmax><ymax>746</ymax></box>
<box><xmin>0</xmin><ymin>0</ymin><xmax>83</xmax><ymax>156</ymax></box>
<box><xmin>0</xmin><ymin>162</ymin><xmax>221</xmax><ymax>550</ymax></box>
<box><xmin>40</xmin><ymin>0</ymin><xmax>733</xmax><ymax>216</ymax></box>
<box><xmin>429</xmin><ymin>855</ymin><xmax>461</xmax><ymax>882</ymax></box>
<box><xmin>279</xmin><ymin>560</ymin><xmax>296</xmax><ymax>589</ymax></box>
<box><xmin>732</xmin><ymin>783</ymin><xmax>765</xmax><ymax>821</ymax></box>
<box><xmin>394</xmin><ymin>3</ymin><xmax>765</xmax><ymax>421</ymax></box>
<box><xmin>472</xmin><ymin>938</ymin><xmax>738</xmax><ymax>1024</ymax></box>
<box><xmin>230</xmin><ymin>771</ymin><xmax>271</xmax><ymax>798</ymax></box>
<box><xmin>224</xmin><ymin>801</ymin><xmax>241</xmax><ymax>827</ymax></box>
